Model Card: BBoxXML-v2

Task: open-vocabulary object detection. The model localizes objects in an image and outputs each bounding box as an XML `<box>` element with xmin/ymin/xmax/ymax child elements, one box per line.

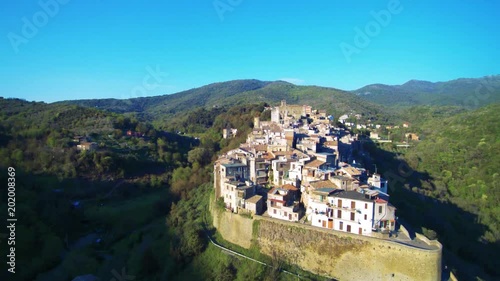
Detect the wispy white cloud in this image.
<box><xmin>278</xmin><ymin>78</ymin><xmax>305</xmax><ymax>85</ymax></box>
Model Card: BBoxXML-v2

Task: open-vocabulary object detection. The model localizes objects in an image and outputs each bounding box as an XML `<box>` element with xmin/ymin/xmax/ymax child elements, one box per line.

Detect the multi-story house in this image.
<box><xmin>249</xmin><ymin>154</ymin><xmax>270</xmax><ymax>186</ymax></box>
<box><xmin>283</xmin><ymin>160</ymin><xmax>302</xmax><ymax>186</ymax></box>
<box><xmin>372</xmin><ymin>194</ymin><xmax>397</xmax><ymax>233</ymax></box>
<box><xmin>214</xmin><ymin>158</ymin><xmax>249</xmax><ymax>199</ymax></box>
<box><xmin>222</xmin><ymin>180</ymin><xmax>255</xmax><ymax>213</ymax></box>
<box><xmin>323</xmin><ymin>140</ymin><xmax>339</xmax><ymax>155</ymax></box>
<box><xmin>367</xmin><ymin>174</ymin><xmax>388</xmax><ymax>194</ymax></box>
<box><xmin>310</xmin><ymin>189</ymin><xmax>396</xmax><ymax>236</ymax></box>
<box><xmin>302</xmin><ymin>159</ymin><xmax>332</xmax><ymax>182</ymax></box>
<box><xmin>337</xmin><ymin>165</ymin><xmax>363</xmax><ymax>181</ymax></box>
<box><xmin>296</xmin><ymin>137</ymin><xmax>319</xmax><ymax>153</ymax></box>
<box><xmin>268</xmin><ymin>137</ymin><xmax>289</xmax><ymax>152</ymax></box>
<box><xmin>330</xmin><ymin>175</ymin><xmax>359</xmax><ymax>191</ymax></box>
<box><xmin>271</xmin><ymin>156</ymin><xmax>292</xmax><ymax>186</ymax></box>
<box><xmin>307</xmin><ymin>187</ymin><xmax>336</xmax><ymax>227</ymax></box>
<box><xmin>267</xmin><ymin>185</ymin><xmax>301</xmax><ymax>222</ymax></box>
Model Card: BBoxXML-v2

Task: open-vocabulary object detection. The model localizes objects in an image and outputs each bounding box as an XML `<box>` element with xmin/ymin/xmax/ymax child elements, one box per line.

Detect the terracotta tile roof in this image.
<box><xmin>255</xmin><ymin>144</ymin><xmax>268</xmax><ymax>152</ymax></box>
<box><xmin>313</xmin><ymin>187</ymin><xmax>336</xmax><ymax>195</ymax></box>
<box><xmin>263</xmin><ymin>152</ymin><xmax>275</xmax><ymax>161</ymax></box>
<box><xmin>273</xmin><ymin>151</ymin><xmax>293</xmax><ymax>157</ymax></box>
<box><xmin>246</xmin><ymin>195</ymin><xmax>263</xmax><ymax>204</ymax></box>
<box><xmin>281</xmin><ymin>184</ymin><xmax>298</xmax><ymax>191</ymax></box>
<box><xmin>305</xmin><ymin>159</ymin><xmax>326</xmax><ymax>168</ymax></box>
<box><xmin>324</xmin><ymin>141</ymin><xmax>338</xmax><ymax>147</ymax></box>
<box><xmin>342</xmin><ymin>166</ymin><xmax>362</xmax><ymax>176</ymax></box>
<box><xmin>309</xmin><ymin>180</ymin><xmax>338</xmax><ymax>189</ymax></box>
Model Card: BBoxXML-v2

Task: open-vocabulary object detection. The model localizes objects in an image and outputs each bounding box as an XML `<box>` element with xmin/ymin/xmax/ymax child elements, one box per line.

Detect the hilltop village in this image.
<box><xmin>214</xmin><ymin>101</ymin><xmax>397</xmax><ymax>237</ymax></box>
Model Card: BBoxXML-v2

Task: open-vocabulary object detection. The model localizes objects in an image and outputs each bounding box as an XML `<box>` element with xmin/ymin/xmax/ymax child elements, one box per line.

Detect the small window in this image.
<box><xmin>364</xmin><ymin>214</ymin><xmax>367</xmax><ymax>220</ymax></box>
<box><xmin>337</xmin><ymin>210</ymin><xmax>342</xmax><ymax>218</ymax></box>
<box><xmin>379</xmin><ymin>206</ymin><xmax>383</xmax><ymax>214</ymax></box>
<box><xmin>350</xmin><ymin>212</ymin><xmax>355</xmax><ymax>221</ymax></box>
<box><xmin>339</xmin><ymin>221</ymin><xmax>343</xmax><ymax>230</ymax></box>
<box><xmin>338</xmin><ymin>199</ymin><xmax>342</xmax><ymax>207</ymax></box>
<box><xmin>273</xmin><ymin>209</ymin><xmax>276</xmax><ymax>214</ymax></box>
<box><xmin>284</xmin><ymin>212</ymin><xmax>287</xmax><ymax>217</ymax></box>
<box><xmin>318</xmin><ymin>219</ymin><xmax>321</xmax><ymax>223</ymax></box>
<box><xmin>365</xmin><ymin>203</ymin><xmax>368</xmax><ymax>209</ymax></box>
<box><xmin>351</xmin><ymin>201</ymin><xmax>355</xmax><ymax>209</ymax></box>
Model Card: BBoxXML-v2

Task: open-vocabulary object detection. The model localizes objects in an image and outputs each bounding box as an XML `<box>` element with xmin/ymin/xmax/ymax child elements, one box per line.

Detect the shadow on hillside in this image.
<box><xmin>358</xmin><ymin>138</ymin><xmax>499</xmax><ymax>280</ymax></box>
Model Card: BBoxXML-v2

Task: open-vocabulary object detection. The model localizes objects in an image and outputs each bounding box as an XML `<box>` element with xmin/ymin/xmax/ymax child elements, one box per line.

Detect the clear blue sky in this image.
<box><xmin>1</xmin><ymin>0</ymin><xmax>499</xmax><ymax>103</ymax></box>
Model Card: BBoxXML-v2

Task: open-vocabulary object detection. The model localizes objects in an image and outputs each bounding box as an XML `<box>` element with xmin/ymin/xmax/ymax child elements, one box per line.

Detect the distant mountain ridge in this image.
<box><xmin>57</xmin><ymin>75</ymin><xmax>500</xmax><ymax>123</ymax></box>
<box><xmin>353</xmin><ymin>75</ymin><xmax>500</xmax><ymax>107</ymax></box>
<box><xmin>59</xmin><ymin>79</ymin><xmax>271</xmax><ymax>115</ymax></box>
<box><xmin>59</xmin><ymin>79</ymin><xmax>389</xmax><ymax>123</ymax></box>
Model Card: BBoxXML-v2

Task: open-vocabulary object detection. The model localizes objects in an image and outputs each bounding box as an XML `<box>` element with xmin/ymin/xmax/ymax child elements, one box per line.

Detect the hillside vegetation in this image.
<box><xmin>365</xmin><ymin>104</ymin><xmax>500</xmax><ymax>279</ymax></box>
<box><xmin>0</xmin><ymin>98</ymin><xmax>314</xmax><ymax>281</ymax></box>
<box><xmin>0</xmin><ymin>98</ymin><xmax>199</xmax><ymax>280</ymax></box>
<box><xmin>3</xmin><ymin>74</ymin><xmax>500</xmax><ymax>280</ymax></box>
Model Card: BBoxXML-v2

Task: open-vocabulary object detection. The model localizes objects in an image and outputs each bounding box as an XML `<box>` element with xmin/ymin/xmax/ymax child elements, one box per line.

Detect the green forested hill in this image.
<box><xmin>58</xmin><ymin>79</ymin><xmax>270</xmax><ymax>116</ymax></box>
<box><xmin>353</xmin><ymin>75</ymin><xmax>500</xmax><ymax>107</ymax></box>
<box><xmin>366</xmin><ymin>103</ymin><xmax>500</xmax><ymax>279</ymax></box>
<box><xmin>0</xmin><ymin>98</ymin><xmax>197</xmax><ymax>280</ymax></box>
<box><xmin>58</xmin><ymin>79</ymin><xmax>394</xmax><ymax>124</ymax></box>
<box><xmin>58</xmin><ymin>76</ymin><xmax>500</xmax><ymax>128</ymax></box>
<box><xmin>0</xmin><ymin>98</ymin><xmax>196</xmax><ymax>179</ymax></box>
<box><xmin>406</xmin><ymin>104</ymin><xmax>500</xmax><ymax>241</ymax></box>
<box><xmin>219</xmin><ymin>83</ymin><xmax>390</xmax><ymax>122</ymax></box>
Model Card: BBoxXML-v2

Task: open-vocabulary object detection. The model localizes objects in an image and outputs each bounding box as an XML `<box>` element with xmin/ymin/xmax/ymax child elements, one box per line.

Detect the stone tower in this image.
<box><xmin>254</xmin><ymin>116</ymin><xmax>260</xmax><ymax>128</ymax></box>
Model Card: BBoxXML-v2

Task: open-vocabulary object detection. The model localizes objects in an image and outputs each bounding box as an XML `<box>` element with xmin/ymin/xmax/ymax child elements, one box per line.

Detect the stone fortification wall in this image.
<box><xmin>212</xmin><ymin>208</ymin><xmax>442</xmax><ymax>281</ymax></box>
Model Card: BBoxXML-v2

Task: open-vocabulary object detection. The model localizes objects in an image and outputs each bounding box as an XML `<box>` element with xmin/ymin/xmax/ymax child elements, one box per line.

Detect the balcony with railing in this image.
<box><xmin>319</xmin><ymin>202</ymin><xmax>359</xmax><ymax>213</ymax></box>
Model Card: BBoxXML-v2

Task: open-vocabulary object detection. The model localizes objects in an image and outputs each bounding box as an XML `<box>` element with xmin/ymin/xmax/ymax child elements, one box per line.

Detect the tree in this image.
<box><xmin>141</xmin><ymin>247</ymin><xmax>160</xmax><ymax>274</ymax></box>
<box><xmin>188</xmin><ymin>147</ymin><xmax>210</xmax><ymax>166</ymax></box>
